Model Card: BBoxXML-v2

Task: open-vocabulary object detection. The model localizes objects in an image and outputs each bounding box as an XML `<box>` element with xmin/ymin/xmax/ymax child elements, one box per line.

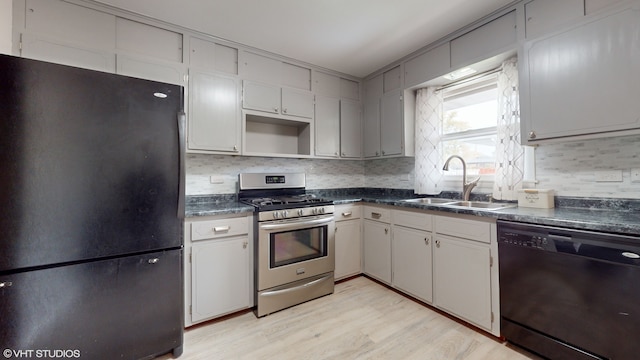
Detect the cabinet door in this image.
<box><xmin>25</xmin><ymin>0</ymin><xmax>116</xmax><ymax>50</ymax></box>
<box><xmin>282</xmin><ymin>62</ymin><xmax>311</xmax><ymax>91</ymax></box>
<box><xmin>242</xmin><ymin>80</ymin><xmax>280</xmax><ymax>114</ymax></box>
<box><xmin>191</xmin><ymin>237</ymin><xmax>251</xmax><ymax>323</ymax></box>
<box><xmin>116</xmin><ymin>18</ymin><xmax>183</xmax><ymax>63</ymax></box>
<box><xmin>392</xmin><ymin>226</ymin><xmax>432</xmax><ymax>303</ymax></box>
<box><xmin>315</xmin><ymin>96</ymin><xmax>340</xmax><ymax>157</ymax></box>
<box><xmin>116</xmin><ymin>53</ymin><xmax>186</xmax><ymax>85</ymax></box>
<box><xmin>281</xmin><ymin>88</ymin><xmax>314</xmax><ymax>118</ymax></box>
<box><xmin>340</xmin><ymin>99</ymin><xmax>362</xmax><ymax>158</ymax></box>
<box><xmin>525</xmin><ymin>0</ymin><xmax>584</xmax><ymax>39</ymax></box>
<box><xmin>450</xmin><ymin>10</ymin><xmax>517</xmax><ymax>69</ymax></box>
<box><xmin>404</xmin><ymin>43</ymin><xmax>451</xmax><ymax>88</ymax></box>
<box><xmin>434</xmin><ymin>234</ymin><xmax>492</xmax><ymax>330</ymax></box>
<box><xmin>241</xmin><ymin>51</ymin><xmax>281</xmax><ymax>85</ymax></box>
<box><xmin>21</xmin><ymin>33</ymin><xmax>116</xmax><ymax>73</ymax></box>
<box><xmin>380</xmin><ymin>88</ymin><xmax>403</xmax><ymax>156</ymax></box>
<box><xmin>189</xmin><ymin>37</ymin><xmax>238</xmax><ymax>75</ymax></box>
<box><xmin>363</xmin><ymin>219</ymin><xmax>391</xmax><ymax>284</ymax></box>
<box><xmin>335</xmin><ymin>219</ymin><xmax>362</xmax><ymax>280</ymax></box>
<box><xmin>188</xmin><ymin>71</ymin><xmax>240</xmax><ymax>153</ymax></box>
<box><xmin>521</xmin><ymin>7</ymin><xmax>640</xmax><ymax>143</ymax></box>
<box><xmin>363</xmin><ymin>75</ymin><xmax>383</xmax><ymax>157</ymax></box>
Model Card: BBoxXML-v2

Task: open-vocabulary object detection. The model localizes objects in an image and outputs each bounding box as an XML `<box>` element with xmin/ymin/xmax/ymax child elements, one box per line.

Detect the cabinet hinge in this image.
<box><xmin>490</xmin><ymin>256</ymin><xmax>493</xmax><ymax>267</ymax></box>
<box><xmin>189</xmin><ymin>305</ymin><xmax>192</xmax><ymax>315</ymax></box>
<box><xmin>491</xmin><ymin>312</ymin><xmax>494</xmax><ymax>323</ymax></box>
<box><xmin>189</xmin><ymin>252</ymin><xmax>192</xmax><ymax>263</ymax></box>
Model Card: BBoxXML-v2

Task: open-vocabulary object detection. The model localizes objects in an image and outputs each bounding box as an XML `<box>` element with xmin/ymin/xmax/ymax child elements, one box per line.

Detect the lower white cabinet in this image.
<box><xmin>392</xmin><ymin>225</ymin><xmax>433</xmax><ymax>303</ymax></box>
<box><xmin>184</xmin><ymin>213</ymin><xmax>254</xmax><ymax>327</ymax></box>
<box><xmin>433</xmin><ymin>215</ymin><xmax>498</xmax><ymax>336</ymax></box>
<box><xmin>433</xmin><ymin>234</ymin><xmax>492</xmax><ymax>329</ymax></box>
<box><xmin>334</xmin><ymin>204</ymin><xmax>362</xmax><ymax>280</ymax></box>
<box><xmin>363</xmin><ymin>206</ymin><xmax>392</xmax><ymax>284</ymax></box>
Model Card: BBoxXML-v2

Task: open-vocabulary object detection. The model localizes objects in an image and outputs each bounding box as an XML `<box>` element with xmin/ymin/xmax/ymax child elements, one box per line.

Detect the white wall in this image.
<box><xmin>0</xmin><ymin>0</ymin><xmax>12</xmax><ymax>54</ymax></box>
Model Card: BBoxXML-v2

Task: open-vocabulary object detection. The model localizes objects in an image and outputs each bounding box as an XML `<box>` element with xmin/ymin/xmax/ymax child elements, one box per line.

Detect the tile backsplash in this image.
<box><xmin>535</xmin><ymin>135</ymin><xmax>640</xmax><ymax>198</ymax></box>
<box><xmin>187</xmin><ymin>134</ymin><xmax>640</xmax><ymax>199</ymax></box>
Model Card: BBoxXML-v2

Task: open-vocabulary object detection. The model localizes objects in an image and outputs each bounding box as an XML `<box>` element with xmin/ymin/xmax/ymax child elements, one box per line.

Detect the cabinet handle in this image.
<box><xmin>384</xmin><ymin>228</ymin><xmax>389</xmax><ymax>234</ymax></box>
<box><xmin>148</xmin><ymin>258</ymin><xmax>159</xmax><ymax>264</ymax></box>
<box><xmin>375</xmin><ymin>151</ymin><xmax>379</xmax><ymax>156</ymax></box>
<box><xmin>424</xmin><ymin>238</ymin><xmax>429</xmax><ymax>245</ymax></box>
<box><xmin>529</xmin><ymin>131</ymin><xmax>537</xmax><ymax>139</ymax></box>
<box><xmin>233</xmin><ymin>145</ymin><xmax>238</xmax><ymax>152</ymax></box>
<box><xmin>274</xmin><ymin>107</ymin><xmax>279</xmax><ymax>113</ymax></box>
<box><xmin>213</xmin><ymin>226</ymin><xmax>230</xmax><ymax>232</ymax></box>
<box><xmin>243</xmin><ymin>241</ymin><xmax>248</xmax><ymax>249</ymax></box>
<box><xmin>371</xmin><ymin>212</ymin><xmax>382</xmax><ymax>219</ymax></box>
<box><xmin>342</xmin><ymin>212</ymin><xmax>352</xmax><ymax>217</ymax></box>
<box><xmin>341</xmin><ymin>152</ymin><xmax>345</xmax><ymax>156</ymax></box>
<box><xmin>382</xmin><ymin>151</ymin><xmax>386</xmax><ymax>155</ymax></box>
<box><xmin>435</xmin><ymin>240</ymin><xmax>440</xmax><ymax>248</ymax></box>
<box><xmin>0</xmin><ymin>281</ymin><xmax>13</xmax><ymax>288</ymax></box>
<box><xmin>283</xmin><ymin>108</ymin><xmax>287</xmax><ymax>113</ymax></box>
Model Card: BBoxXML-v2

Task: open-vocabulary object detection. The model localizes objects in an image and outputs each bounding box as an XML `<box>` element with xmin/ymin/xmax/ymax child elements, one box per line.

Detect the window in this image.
<box><xmin>440</xmin><ymin>75</ymin><xmax>498</xmax><ymax>178</ymax></box>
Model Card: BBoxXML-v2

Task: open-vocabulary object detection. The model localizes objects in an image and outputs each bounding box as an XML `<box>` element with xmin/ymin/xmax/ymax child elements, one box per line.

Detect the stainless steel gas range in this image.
<box><xmin>239</xmin><ymin>173</ymin><xmax>335</xmax><ymax>317</ymax></box>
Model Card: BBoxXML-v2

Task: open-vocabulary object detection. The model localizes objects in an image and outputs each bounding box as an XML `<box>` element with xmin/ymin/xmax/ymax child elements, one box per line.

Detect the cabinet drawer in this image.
<box><xmin>363</xmin><ymin>206</ymin><xmax>391</xmax><ymax>223</ymax></box>
<box><xmin>335</xmin><ymin>204</ymin><xmax>362</xmax><ymax>221</ymax></box>
<box><xmin>434</xmin><ymin>216</ymin><xmax>491</xmax><ymax>244</ymax></box>
<box><xmin>392</xmin><ymin>210</ymin><xmax>432</xmax><ymax>231</ymax></box>
<box><xmin>191</xmin><ymin>216</ymin><xmax>249</xmax><ymax>241</ymax></box>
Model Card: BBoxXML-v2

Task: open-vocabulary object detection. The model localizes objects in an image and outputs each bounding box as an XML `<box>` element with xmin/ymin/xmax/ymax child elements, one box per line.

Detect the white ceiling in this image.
<box><xmin>95</xmin><ymin>0</ymin><xmax>515</xmax><ymax>78</ymax></box>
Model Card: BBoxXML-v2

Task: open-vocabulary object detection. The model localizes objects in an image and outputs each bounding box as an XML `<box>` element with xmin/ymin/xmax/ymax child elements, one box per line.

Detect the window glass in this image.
<box><xmin>441</xmin><ymin>79</ymin><xmax>498</xmax><ymax>177</ymax></box>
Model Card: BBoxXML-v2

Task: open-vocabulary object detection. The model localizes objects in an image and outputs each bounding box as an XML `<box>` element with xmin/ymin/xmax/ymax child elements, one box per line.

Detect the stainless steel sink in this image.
<box><xmin>446</xmin><ymin>201</ymin><xmax>516</xmax><ymax>210</ymax></box>
<box><xmin>402</xmin><ymin>198</ymin><xmax>457</xmax><ymax>205</ymax></box>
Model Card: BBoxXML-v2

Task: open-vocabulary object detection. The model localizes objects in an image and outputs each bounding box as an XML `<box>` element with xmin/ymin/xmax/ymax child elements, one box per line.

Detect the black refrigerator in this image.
<box><xmin>0</xmin><ymin>54</ymin><xmax>184</xmax><ymax>359</ymax></box>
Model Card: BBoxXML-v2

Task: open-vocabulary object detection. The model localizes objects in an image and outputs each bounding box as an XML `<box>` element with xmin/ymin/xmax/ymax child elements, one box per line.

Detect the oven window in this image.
<box><xmin>270</xmin><ymin>225</ymin><xmax>327</xmax><ymax>268</ymax></box>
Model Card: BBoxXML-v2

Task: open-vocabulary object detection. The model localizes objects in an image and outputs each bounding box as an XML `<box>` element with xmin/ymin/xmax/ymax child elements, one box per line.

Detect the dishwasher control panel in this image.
<box><xmin>498</xmin><ymin>230</ymin><xmax>555</xmax><ymax>251</ymax></box>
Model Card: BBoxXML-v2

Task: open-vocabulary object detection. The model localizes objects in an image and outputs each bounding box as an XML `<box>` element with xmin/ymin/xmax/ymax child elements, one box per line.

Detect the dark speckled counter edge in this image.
<box><xmin>185</xmin><ymin>189</ymin><xmax>640</xmax><ymax>237</ymax></box>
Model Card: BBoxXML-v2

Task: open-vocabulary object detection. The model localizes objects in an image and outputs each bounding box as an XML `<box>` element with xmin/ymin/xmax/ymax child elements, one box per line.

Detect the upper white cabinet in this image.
<box><xmin>520</xmin><ymin>5</ymin><xmax>640</xmax><ymax>144</ymax></box>
<box><xmin>243</xmin><ymin>81</ymin><xmax>314</xmax><ymax>118</ymax></box>
<box><xmin>403</xmin><ymin>42</ymin><xmax>451</xmax><ymax>88</ymax></box>
<box><xmin>20</xmin><ymin>0</ymin><xmax>116</xmax><ymax>72</ymax></box>
<box><xmin>340</xmin><ymin>99</ymin><xmax>362</xmax><ymax>158</ymax></box>
<box><xmin>24</xmin><ymin>0</ymin><xmax>116</xmax><ymax>51</ymax></box>
<box><xmin>241</xmin><ymin>51</ymin><xmax>311</xmax><ymax>91</ymax></box>
<box><xmin>450</xmin><ymin>10</ymin><xmax>517</xmax><ymax>70</ymax></box>
<box><xmin>524</xmin><ymin>0</ymin><xmax>584</xmax><ymax>39</ymax></box>
<box><xmin>116</xmin><ymin>18</ymin><xmax>183</xmax><ymax>63</ymax></box>
<box><xmin>363</xmin><ymin>75</ymin><xmax>382</xmax><ymax>157</ymax></box>
<box><xmin>314</xmin><ymin>71</ymin><xmax>362</xmax><ymax>158</ymax></box>
<box><xmin>189</xmin><ymin>37</ymin><xmax>238</xmax><ymax>75</ymax></box>
<box><xmin>188</xmin><ymin>71</ymin><xmax>240</xmax><ymax>153</ymax></box>
<box><xmin>364</xmin><ymin>66</ymin><xmax>413</xmax><ymax>158</ymax></box>
<box><xmin>315</xmin><ymin>95</ymin><xmax>341</xmax><ymax>157</ymax></box>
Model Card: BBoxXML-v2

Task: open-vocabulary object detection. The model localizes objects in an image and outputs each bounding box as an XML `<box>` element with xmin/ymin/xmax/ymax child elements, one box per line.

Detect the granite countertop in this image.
<box><xmin>185</xmin><ymin>190</ymin><xmax>640</xmax><ymax>237</ymax></box>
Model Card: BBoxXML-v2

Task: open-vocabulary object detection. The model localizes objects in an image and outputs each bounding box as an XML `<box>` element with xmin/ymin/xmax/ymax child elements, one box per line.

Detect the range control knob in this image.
<box><xmin>273</xmin><ymin>211</ymin><xmax>280</xmax><ymax>219</ymax></box>
<box><xmin>298</xmin><ymin>209</ymin><xmax>304</xmax><ymax>216</ymax></box>
<box><xmin>319</xmin><ymin>207</ymin><xmax>325</xmax><ymax>214</ymax></box>
<box><xmin>283</xmin><ymin>210</ymin><xmax>289</xmax><ymax>218</ymax></box>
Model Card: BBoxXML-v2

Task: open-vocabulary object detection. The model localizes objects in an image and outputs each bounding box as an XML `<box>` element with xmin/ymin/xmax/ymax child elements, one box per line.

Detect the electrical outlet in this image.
<box><xmin>210</xmin><ymin>176</ymin><xmax>224</xmax><ymax>184</ymax></box>
<box><xmin>595</xmin><ymin>170</ymin><xmax>623</xmax><ymax>182</ymax></box>
<box><xmin>632</xmin><ymin>169</ymin><xmax>640</xmax><ymax>183</ymax></box>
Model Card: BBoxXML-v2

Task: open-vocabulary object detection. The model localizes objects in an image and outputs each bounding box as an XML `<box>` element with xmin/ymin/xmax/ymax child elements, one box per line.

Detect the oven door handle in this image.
<box><xmin>259</xmin><ymin>216</ymin><xmax>334</xmax><ymax>231</ymax></box>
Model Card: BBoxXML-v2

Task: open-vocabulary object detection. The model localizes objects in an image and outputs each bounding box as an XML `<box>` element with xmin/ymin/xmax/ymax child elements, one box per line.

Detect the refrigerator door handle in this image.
<box><xmin>177</xmin><ymin>111</ymin><xmax>186</xmax><ymax>219</ymax></box>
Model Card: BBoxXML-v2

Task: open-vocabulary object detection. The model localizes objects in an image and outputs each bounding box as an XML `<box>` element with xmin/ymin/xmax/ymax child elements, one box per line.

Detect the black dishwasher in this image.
<box><xmin>498</xmin><ymin>220</ymin><xmax>640</xmax><ymax>360</ymax></box>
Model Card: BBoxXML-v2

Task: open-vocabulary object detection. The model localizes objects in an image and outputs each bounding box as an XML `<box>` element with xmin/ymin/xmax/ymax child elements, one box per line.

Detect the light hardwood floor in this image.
<box><xmin>161</xmin><ymin>276</ymin><xmax>536</xmax><ymax>360</ymax></box>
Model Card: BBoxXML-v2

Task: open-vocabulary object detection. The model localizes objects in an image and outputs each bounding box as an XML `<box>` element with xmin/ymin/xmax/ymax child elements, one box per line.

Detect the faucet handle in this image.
<box><xmin>466</xmin><ymin>176</ymin><xmax>481</xmax><ymax>186</ymax></box>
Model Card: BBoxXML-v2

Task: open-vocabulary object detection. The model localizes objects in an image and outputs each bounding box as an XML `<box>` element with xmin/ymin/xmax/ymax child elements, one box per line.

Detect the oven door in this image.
<box><xmin>257</xmin><ymin>214</ymin><xmax>334</xmax><ymax>290</ymax></box>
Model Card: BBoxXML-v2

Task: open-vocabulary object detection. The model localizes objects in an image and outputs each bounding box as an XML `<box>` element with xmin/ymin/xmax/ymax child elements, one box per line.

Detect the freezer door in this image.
<box><xmin>0</xmin><ymin>249</ymin><xmax>183</xmax><ymax>359</ymax></box>
<box><xmin>0</xmin><ymin>55</ymin><xmax>183</xmax><ymax>271</ymax></box>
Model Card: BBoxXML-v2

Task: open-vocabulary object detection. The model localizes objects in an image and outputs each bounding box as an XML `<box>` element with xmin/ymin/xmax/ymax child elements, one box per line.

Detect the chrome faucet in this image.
<box><xmin>442</xmin><ymin>155</ymin><xmax>480</xmax><ymax>201</ymax></box>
